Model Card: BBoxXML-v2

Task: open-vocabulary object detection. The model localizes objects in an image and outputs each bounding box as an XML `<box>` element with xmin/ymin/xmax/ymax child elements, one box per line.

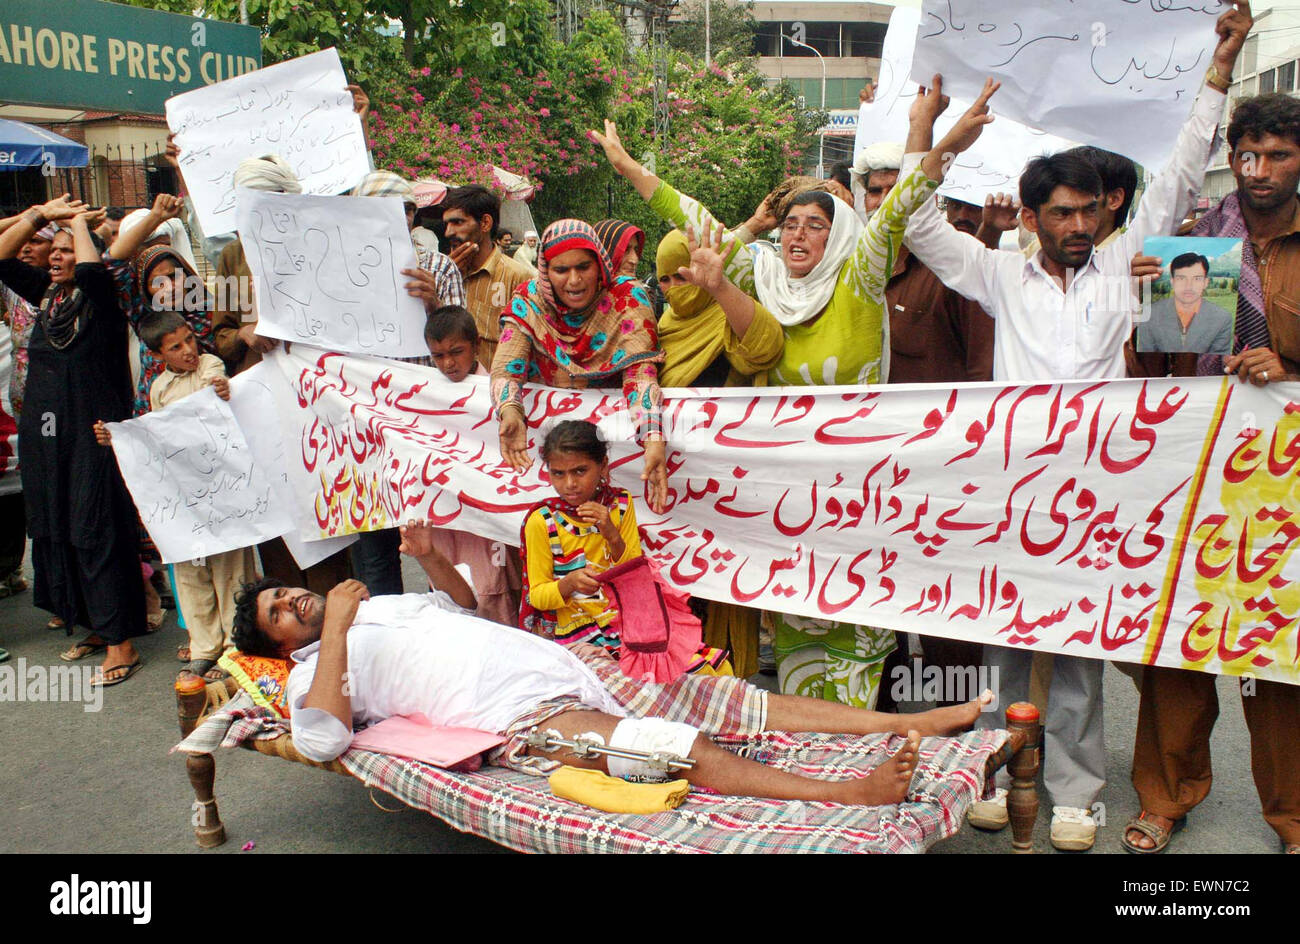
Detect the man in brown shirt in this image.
<box><xmin>1125</xmin><ymin>91</ymin><xmax>1300</xmax><ymax>855</ymax></box>
<box><xmin>440</xmin><ymin>185</ymin><xmax>533</xmax><ymax>370</ymax></box>
<box><xmin>876</xmin><ymin>195</ymin><xmax>1010</xmax><ymax>713</ymax></box>
<box><xmin>886</xmin><ymin>195</ymin><xmax>1005</xmax><ymax>384</ymax></box>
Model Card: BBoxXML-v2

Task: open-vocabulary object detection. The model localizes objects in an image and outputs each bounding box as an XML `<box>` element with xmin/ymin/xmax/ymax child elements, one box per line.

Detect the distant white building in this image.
<box><xmin>744</xmin><ymin>1</ymin><xmax>893</xmax><ymax>173</ymax></box>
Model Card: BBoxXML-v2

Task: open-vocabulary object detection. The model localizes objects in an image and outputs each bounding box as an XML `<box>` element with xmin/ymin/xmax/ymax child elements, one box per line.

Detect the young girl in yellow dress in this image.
<box><xmin>520</xmin><ymin>420</ymin><xmax>731</xmax><ymax>678</ymax></box>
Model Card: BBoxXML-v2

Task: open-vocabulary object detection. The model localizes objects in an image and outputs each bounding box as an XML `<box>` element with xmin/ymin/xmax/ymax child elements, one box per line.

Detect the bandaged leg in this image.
<box><xmin>526</xmin><ymin>709</ymin><xmax>923</xmax><ymax>806</ymax></box>
<box><xmin>606</xmin><ymin>718</ymin><xmax>700</xmax><ymax>783</ymax></box>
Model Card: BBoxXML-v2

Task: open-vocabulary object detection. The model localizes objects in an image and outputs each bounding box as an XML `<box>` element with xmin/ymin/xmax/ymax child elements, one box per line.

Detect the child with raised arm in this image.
<box><xmin>94</xmin><ymin>309</ymin><xmax>255</xmax><ymax>680</ymax></box>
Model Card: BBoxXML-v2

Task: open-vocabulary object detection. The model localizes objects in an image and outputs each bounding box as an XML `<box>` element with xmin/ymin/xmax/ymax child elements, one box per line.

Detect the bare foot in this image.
<box><xmin>835</xmin><ymin>730</ymin><xmax>921</xmax><ymax>806</ymax></box>
<box><xmin>908</xmin><ymin>689</ymin><xmax>993</xmax><ymax>736</ymax></box>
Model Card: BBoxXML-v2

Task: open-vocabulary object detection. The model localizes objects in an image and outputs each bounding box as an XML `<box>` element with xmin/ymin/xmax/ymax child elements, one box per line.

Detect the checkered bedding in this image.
<box><xmin>175</xmin><ymin>693</ymin><xmax>1008</xmax><ymax>854</ymax></box>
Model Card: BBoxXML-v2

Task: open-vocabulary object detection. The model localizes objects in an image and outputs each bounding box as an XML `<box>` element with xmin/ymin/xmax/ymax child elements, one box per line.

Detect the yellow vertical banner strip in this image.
<box><xmin>1143</xmin><ymin>377</ymin><xmax>1235</xmax><ymax>665</ymax></box>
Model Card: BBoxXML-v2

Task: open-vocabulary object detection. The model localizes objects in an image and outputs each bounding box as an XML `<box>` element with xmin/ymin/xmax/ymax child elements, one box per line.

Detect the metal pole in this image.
<box><xmin>789</xmin><ymin>36</ymin><xmax>826</xmax><ymax>177</ymax></box>
<box><xmin>704</xmin><ymin>0</ymin><xmax>710</xmax><ymax>67</ymax></box>
<box><xmin>239</xmin><ymin>0</ymin><xmax>249</xmax><ymax>25</ymax></box>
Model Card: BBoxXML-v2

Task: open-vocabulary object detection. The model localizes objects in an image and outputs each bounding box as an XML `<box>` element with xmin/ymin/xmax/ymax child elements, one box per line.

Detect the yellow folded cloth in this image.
<box><xmin>549</xmin><ymin>766</ymin><xmax>691</xmax><ymax>814</ymax></box>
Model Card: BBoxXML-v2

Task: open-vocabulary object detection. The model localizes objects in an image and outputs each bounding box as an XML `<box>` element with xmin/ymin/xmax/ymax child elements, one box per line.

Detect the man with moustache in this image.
<box><xmin>901</xmin><ymin>0</ymin><xmax>1251</xmax><ymax>851</ymax></box>
<box><xmin>439</xmin><ymin>185</ymin><xmax>533</xmax><ymax>370</ymax></box>
<box><xmin>1124</xmin><ymin>90</ymin><xmax>1300</xmax><ymax>856</ymax></box>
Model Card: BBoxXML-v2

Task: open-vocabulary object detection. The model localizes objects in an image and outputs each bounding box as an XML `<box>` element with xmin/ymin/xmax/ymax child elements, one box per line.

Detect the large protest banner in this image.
<box><xmin>166</xmin><ymin>48</ymin><xmax>370</xmax><ymax>237</ymax></box>
<box><xmin>0</xmin><ymin>0</ymin><xmax>260</xmax><ymax>115</ymax></box>
<box><xmin>910</xmin><ymin>0</ymin><xmax>1222</xmax><ymax>171</ymax></box>
<box><xmin>266</xmin><ymin>346</ymin><xmax>1300</xmax><ymax>688</ymax></box>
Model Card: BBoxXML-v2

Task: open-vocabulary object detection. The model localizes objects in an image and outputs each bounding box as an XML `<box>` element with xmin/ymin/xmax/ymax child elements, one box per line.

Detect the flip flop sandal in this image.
<box><xmin>47</xmin><ymin>616</ymin><xmax>67</xmax><ymax>631</ymax></box>
<box><xmin>146</xmin><ymin>611</ymin><xmax>165</xmax><ymax>632</ymax></box>
<box><xmin>60</xmin><ymin>639</ymin><xmax>106</xmax><ymax>662</ymax></box>
<box><xmin>1122</xmin><ymin>812</ymin><xmax>1185</xmax><ymax>854</ymax></box>
<box><xmin>90</xmin><ymin>659</ymin><xmax>143</xmax><ymax>688</ymax></box>
<box><xmin>177</xmin><ymin>645</ymin><xmax>191</xmax><ymax>662</ymax></box>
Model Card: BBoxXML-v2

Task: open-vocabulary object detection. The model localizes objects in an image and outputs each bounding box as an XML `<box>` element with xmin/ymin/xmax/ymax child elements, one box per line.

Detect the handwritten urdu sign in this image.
<box><xmin>266</xmin><ymin>345</ymin><xmax>1300</xmax><ymax>688</ymax></box>
<box><xmin>910</xmin><ymin>0</ymin><xmax>1224</xmax><ymax>171</ymax></box>
<box><xmin>166</xmin><ymin>47</ymin><xmax>370</xmax><ymax>237</ymax></box>
<box><xmin>235</xmin><ymin>189</ymin><xmax>427</xmax><ymax>358</ymax></box>
<box><xmin>106</xmin><ymin>387</ymin><xmax>295</xmax><ymax>563</ymax></box>
<box><xmin>857</xmin><ymin>4</ymin><xmax>1076</xmax><ymax>205</ymax></box>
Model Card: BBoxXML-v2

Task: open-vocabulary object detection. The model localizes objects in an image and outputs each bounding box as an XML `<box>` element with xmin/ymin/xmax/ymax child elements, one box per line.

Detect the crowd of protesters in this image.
<box><xmin>0</xmin><ymin>0</ymin><xmax>1295</xmax><ymax>854</ymax></box>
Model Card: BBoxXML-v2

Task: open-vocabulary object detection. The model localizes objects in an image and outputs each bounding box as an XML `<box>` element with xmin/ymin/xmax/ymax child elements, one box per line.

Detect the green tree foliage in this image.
<box><xmin>122</xmin><ymin>0</ymin><xmax>820</xmax><ymax>261</ymax></box>
<box><xmin>667</xmin><ymin>0</ymin><xmax>759</xmax><ymax>63</ymax></box>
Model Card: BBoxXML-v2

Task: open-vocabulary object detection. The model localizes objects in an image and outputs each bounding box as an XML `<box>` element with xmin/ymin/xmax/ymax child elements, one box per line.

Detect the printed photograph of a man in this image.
<box><xmin>1136</xmin><ymin>236</ymin><xmax>1242</xmax><ymax>355</ymax></box>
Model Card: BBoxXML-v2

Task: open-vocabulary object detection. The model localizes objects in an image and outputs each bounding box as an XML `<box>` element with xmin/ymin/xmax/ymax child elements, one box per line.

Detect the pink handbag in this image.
<box><xmin>597</xmin><ymin>556</ymin><xmax>705</xmax><ymax>683</ymax></box>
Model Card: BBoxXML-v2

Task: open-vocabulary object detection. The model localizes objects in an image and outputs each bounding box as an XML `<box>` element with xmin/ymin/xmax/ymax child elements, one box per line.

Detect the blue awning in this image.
<box><xmin>0</xmin><ymin>119</ymin><xmax>89</xmax><ymax>170</ymax></box>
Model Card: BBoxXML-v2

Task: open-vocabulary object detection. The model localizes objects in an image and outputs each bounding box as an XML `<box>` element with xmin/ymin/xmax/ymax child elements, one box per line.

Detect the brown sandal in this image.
<box><xmin>1122</xmin><ymin>811</ymin><xmax>1185</xmax><ymax>854</ymax></box>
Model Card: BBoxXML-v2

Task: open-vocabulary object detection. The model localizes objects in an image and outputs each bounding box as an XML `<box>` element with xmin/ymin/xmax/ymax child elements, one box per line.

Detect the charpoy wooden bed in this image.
<box><xmin>175</xmin><ymin>674</ymin><xmax>1042</xmax><ymax>854</ymax></box>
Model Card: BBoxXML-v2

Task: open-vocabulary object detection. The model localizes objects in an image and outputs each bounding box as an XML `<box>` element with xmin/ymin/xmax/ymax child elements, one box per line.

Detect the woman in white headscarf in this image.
<box><xmin>590</xmin><ymin>80</ymin><xmax>1000</xmax><ymax>708</ymax></box>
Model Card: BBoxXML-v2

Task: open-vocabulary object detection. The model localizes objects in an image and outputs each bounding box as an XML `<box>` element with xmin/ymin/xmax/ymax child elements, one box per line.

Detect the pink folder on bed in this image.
<box><xmin>348</xmin><ymin>714</ymin><xmax>505</xmax><ymax>769</ymax></box>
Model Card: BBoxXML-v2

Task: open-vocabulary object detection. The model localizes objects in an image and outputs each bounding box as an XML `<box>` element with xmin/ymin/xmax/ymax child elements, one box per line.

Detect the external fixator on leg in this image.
<box><xmin>523</xmin><ymin>727</ymin><xmax>697</xmax><ymax>774</ymax></box>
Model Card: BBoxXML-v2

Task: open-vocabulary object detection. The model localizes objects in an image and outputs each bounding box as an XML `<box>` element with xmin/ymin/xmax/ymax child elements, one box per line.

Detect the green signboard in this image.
<box><xmin>0</xmin><ymin>0</ymin><xmax>261</xmax><ymax>115</ymax></box>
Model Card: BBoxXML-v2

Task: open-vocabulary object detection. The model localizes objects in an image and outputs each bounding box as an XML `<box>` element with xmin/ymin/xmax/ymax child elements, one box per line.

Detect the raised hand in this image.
<box><xmin>75</xmin><ymin>207</ymin><xmax>107</xmax><ymax>231</ymax></box>
<box><xmin>934</xmin><ymin>78</ymin><xmax>1000</xmax><ymax>158</ymax></box>
<box><xmin>982</xmin><ymin>192</ymin><xmax>1020</xmax><ymax>233</ymax></box>
<box><xmin>588</xmin><ymin>119</ymin><xmax>633</xmax><ymax>171</ymax></box>
<box><xmin>39</xmin><ymin>194</ymin><xmax>88</xmax><ymax>221</ymax></box>
<box><xmin>346</xmin><ymin>84</ymin><xmax>370</xmax><ymax>121</ymax></box>
<box><xmin>744</xmin><ymin>191</ymin><xmax>779</xmax><ymax>236</ymax></box>
<box><xmin>149</xmin><ymin>193</ymin><xmax>185</xmax><ymax>221</ymax></box>
<box><xmin>1130</xmin><ymin>252</ymin><xmax>1162</xmax><ymax>303</ymax></box>
<box><xmin>164</xmin><ymin>133</ymin><xmax>182</xmax><ymax>171</ymax></box>
<box><xmin>909</xmin><ymin>74</ymin><xmax>950</xmax><ymax>129</ymax></box>
<box><xmin>676</xmin><ymin>222</ymin><xmax>731</xmax><ymax>294</ymax></box>
<box><xmin>823</xmin><ymin>179</ymin><xmax>853</xmax><ymax>206</ymax></box>
<box><xmin>1213</xmin><ymin>1</ymin><xmax>1253</xmax><ymax>78</ymax></box>
<box><xmin>397</xmin><ymin>519</ymin><xmax>439</xmax><ymax>558</ymax></box>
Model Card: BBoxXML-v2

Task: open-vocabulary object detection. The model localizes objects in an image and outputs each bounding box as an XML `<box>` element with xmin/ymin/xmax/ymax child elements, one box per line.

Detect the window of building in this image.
<box><xmin>1277</xmin><ymin>60</ymin><xmax>1295</xmax><ymax>92</ymax></box>
<box><xmin>1259</xmin><ymin>68</ymin><xmax>1275</xmax><ymax>93</ymax></box>
<box><xmin>842</xmin><ymin>22</ymin><xmax>886</xmax><ymax>58</ymax></box>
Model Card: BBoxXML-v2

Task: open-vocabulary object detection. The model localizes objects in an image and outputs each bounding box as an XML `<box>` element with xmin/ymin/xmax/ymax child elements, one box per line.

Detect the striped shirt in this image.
<box><xmin>396</xmin><ymin>246</ymin><xmax>468</xmax><ymax>367</ymax></box>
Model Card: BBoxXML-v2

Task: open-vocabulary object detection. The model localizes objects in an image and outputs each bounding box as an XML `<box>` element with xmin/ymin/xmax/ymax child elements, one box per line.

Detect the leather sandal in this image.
<box><xmin>1122</xmin><ymin>811</ymin><xmax>1185</xmax><ymax>854</ymax></box>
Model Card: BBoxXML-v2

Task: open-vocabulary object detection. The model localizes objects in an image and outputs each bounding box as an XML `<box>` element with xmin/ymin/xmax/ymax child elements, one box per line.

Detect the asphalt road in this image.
<box><xmin>0</xmin><ymin>553</ymin><xmax>1280</xmax><ymax>855</ymax></box>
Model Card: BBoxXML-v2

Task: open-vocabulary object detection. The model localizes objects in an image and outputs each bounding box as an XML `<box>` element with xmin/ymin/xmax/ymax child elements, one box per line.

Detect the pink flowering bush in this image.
<box><xmin>367</xmin><ymin>5</ymin><xmax>818</xmax><ymax>252</ymax></box>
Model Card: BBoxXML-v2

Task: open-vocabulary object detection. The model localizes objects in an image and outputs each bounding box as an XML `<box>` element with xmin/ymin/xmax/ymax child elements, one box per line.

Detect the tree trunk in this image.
<box><xmin>402</xmin><ymin>2</ymin><xmax>417</xmax><ymax>64</ymax></box>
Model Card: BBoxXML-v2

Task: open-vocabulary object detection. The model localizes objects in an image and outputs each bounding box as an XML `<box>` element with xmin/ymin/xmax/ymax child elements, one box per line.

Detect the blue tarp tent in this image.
<box><xmin>0</xmin><ymin>119</ymin><xmax>89</xmax><ymax>170</ymax></box>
